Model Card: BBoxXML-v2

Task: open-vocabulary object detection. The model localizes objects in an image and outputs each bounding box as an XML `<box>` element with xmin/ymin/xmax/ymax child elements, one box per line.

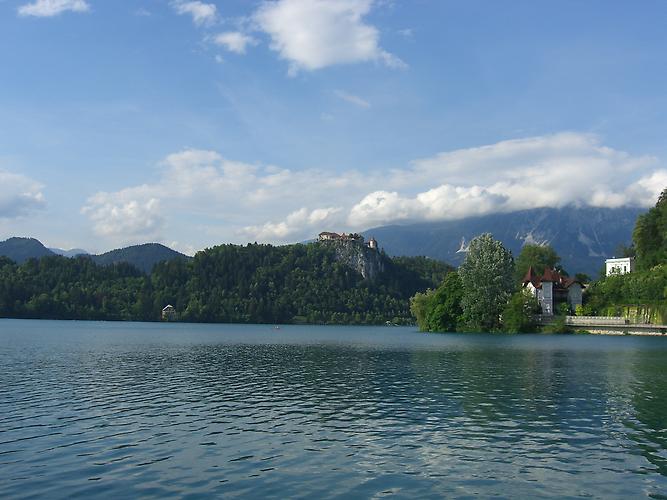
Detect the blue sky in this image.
<box><xmin>1</xmin><ymin>0</ymin><xmax>667</xmax><ymax>253</ymax></box>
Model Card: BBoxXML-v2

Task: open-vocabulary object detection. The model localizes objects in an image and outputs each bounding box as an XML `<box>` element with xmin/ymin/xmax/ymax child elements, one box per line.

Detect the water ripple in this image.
<box><xmin>1</xmin><ymin>320</ymin><xmax>667</xmax><ymax>498</ymax></box>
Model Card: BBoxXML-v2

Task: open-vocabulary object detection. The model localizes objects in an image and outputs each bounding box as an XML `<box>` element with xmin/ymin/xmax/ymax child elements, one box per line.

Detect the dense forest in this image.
<box><xmin>0</xmin><ymin>242</ymin><xmax>452</xmax><ymax>325</ymax></box>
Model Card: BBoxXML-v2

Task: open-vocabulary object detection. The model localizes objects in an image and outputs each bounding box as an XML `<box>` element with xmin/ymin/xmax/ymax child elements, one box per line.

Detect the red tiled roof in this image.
<box><xmin>541</xmin><ymin>267</ymin><xmax>561</xmax><ymax>282</ymax></box>
<box><xmin>522</xmin><ymin>266</ymin><xmax>541</xmax><ymax>287</ymax></box>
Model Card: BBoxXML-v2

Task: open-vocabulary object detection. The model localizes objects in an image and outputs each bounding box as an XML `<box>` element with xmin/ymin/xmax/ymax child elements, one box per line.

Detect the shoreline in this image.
<box><xmin>4</xmin><ymin>316</ymin><xmax>667</xmax><ymax>336</ymax></box>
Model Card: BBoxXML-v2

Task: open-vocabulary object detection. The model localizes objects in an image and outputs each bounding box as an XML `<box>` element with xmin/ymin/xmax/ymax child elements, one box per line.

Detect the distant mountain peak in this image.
<box><xmin>0</xmin><ymin>237</ymin><xmax>189</xmax><ymax>272</ymax></box>
<box><xmin>0</xmin><ymin>237</ymin><xmax>55</xmax><ymax>263</ymax></box>
<box><xmin>362</xmin><ymin>206</ymin><xmax>644</xmax><ymax>277</ymax></box>
<box><xmin>50</xmin><ymin>247</ymin><xmax>89</xmax><ymax>258</ymax></box>
<box><xmin>91</xmin><ymin>242</ymin><xmax>189</xmax><ymax>273</ymax></box>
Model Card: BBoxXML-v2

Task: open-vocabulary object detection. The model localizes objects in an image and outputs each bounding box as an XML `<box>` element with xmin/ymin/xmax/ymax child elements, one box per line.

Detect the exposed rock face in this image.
<box><xmin>326</xmin><ymin>240</ymin><xmax>385</xmax><ymax>279</ymax></box>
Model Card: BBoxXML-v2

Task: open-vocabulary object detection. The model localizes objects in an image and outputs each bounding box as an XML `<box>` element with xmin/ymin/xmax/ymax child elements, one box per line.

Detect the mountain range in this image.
<box><xmin>0</xmin><ymin>206</ymin><xmax>643</xmax><ymax>279</ymax></box>
<box><xmin>362</xmin><ymin>206</ymin><xmax>643</xmax><ymax>278</ymax></box>
<box><xmin>0</xmin><ymin>238</ymin><xmax>188</xmax><ymax>273</ymax></box>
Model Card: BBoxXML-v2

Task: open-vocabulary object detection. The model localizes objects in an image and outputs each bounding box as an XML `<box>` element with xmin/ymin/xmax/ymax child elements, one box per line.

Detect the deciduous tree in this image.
<box><xmin>459</xmin><ymin>233</ymin><xmax>515</xmax><ymax>331</ymax></box>
<box><xmin>514</xmin><ymin>244</ymin><xmax>561</xmax><ymax>282</ymax></box>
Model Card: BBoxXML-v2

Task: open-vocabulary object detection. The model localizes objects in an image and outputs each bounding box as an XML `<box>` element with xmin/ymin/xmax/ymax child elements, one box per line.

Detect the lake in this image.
<box><xmin>1</xmin><ymin>320</ymin><xmax>667</xmax><ymax>498</ymax></box>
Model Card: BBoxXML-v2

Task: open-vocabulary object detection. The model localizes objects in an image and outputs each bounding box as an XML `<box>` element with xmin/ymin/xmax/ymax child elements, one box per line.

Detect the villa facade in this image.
<box><xmin>605</xmin><ymin>257</ymin><xmax>635</xmax><ymax>276</ymax></box>
<box><xmin>522</xmin><ymin>267</ymin><xmax>583</xmax><ymax>315</ymax></box>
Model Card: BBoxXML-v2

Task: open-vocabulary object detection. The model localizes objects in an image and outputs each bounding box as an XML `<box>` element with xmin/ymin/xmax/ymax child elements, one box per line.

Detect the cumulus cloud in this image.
<box><xmin>347</xmin><ymin>133</ymin><xmax>664</xmax><ymax>227</ymax></box>
<box><xmin>241</xmin><ymin>207</ymin><xmax>342</xmax><ymax>240</ymax></box>
<box><xmin>81</xmin><ymin>133</ymin><xmax>666</xmax><ymax>247</ymax></box>
<box><xmin>18</xmin><ymin>0</ymin><xmax>89</xmax><ymax>17</ymax></box>
<box><xmin>172</xmin><ymin>0</ymin><xmax>217</xmax><ymax>26</ymax></box>
<box><xmin>334</xmin><ymin>89</ymin><xmax>370</xmax><ymax>108</ymax></box>
<box><xmin>81</xmin><ymin>148</ymin><xmax>364</xmax><ymax>246</ymax></box>
<box><xmin>254</xmin><ymin>0</ymin><xmax>405</xmax><ymax>74</ymax></box>
<box><xmin>213</xmin><ymin>32</ymin><xmax>259</xmax><ymax>54</ymax></box>
<box><xmin>348</xmin><ymin>187</ymin><xmax>508</xmax><ymax>227</ymax></box>
<box><xmin>0</xmin><ymin>171</ymin><xmax>45</xmax><ymax>218</ymax></box>
<box><xmin>82</xmin><ymin>186</ymin><xmax>164</xmax><ymax>244</ymax></box>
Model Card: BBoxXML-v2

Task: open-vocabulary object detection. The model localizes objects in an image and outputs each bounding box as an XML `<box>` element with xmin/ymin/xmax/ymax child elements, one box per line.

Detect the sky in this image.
<box><xmin>1</xmin><ymin>0</ymin><xmax>667</xmax><ymax>254</ymax></box>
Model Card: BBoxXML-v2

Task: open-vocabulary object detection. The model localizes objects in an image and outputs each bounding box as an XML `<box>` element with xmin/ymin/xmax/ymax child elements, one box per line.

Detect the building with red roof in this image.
<box><xmin>522</xmin><ymin>266</ymin><xmax>583</xmax><ymax>315</ymax></box>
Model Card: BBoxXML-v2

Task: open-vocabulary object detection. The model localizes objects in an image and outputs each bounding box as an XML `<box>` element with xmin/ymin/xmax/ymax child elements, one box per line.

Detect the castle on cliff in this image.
<box><xmin>318</xmin><ymin>232</ymin><xmax>378</xmax><ymax>250</ymax></box>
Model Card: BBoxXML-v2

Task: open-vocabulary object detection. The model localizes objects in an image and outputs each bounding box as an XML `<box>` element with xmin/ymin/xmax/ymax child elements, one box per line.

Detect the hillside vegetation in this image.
<box><xmin>585</xmin><ymin>189</ymin><xmax>667</xmax><ymax>318</ymax></box>
<box><xmin>0</xmin><ymin>242</ymin><xmax>452</xmax><ymax>325</ymax></box>
<box><xmin>0</xmin><ymin>238</ymin><xmax>188</xmax><ymax>273</ymax></box>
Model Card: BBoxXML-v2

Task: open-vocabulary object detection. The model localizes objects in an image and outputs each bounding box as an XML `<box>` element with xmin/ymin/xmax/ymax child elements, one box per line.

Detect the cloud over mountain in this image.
<box><xmin>347</xmin><ymin>133</ymin><xmax>665</xmax><ymax>227</ymax></box>
<box><xmin>80</xmin><ymin>133</ymin><xmax>665</xmax><ymax>247</ymax></box>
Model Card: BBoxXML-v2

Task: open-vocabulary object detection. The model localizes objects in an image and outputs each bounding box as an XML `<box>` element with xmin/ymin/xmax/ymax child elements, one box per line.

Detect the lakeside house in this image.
<box><xmin>522</xmin><ymin>267</ymin><xmax>583</xmax><ymax>315</ymax></box>
<box><xmin>605</xmin><ymin>256</ymin><xmax>635</xmax><ymax>276</ymax></box>
<box><xmin>318</xmin><ymin>231</ymin><xmax>378</xmax><ymax>250</ymax></box>
<box><xmin>161</xmin><ymin>304</ymin><xmax>176</xmax><ymax>321</ymax></box>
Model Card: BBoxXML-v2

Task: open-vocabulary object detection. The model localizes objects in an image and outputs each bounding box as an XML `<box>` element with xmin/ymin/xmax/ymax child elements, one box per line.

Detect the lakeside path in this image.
<box><xmin>537</xmin><ymin>315</ymin><xmax>667</xmax><ymax>335</ymax></box>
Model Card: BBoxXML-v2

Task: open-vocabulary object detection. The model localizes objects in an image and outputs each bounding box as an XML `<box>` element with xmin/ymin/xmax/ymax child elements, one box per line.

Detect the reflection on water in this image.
<box><xmin>1</xmin><ymin>320</ymin><xmax>667</xmax><ymax>498</ymax></box>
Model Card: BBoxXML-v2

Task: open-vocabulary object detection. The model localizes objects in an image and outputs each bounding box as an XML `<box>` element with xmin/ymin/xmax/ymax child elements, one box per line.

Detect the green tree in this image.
<box><xmin>425</xmin><ymin>272</ymin><xmax>463</xmax><ymax>332</ymax></box>
<box><xmin>410</xmin><ymin>272</ymin><xmax>463</xmax><ymax>332</ymax></box>
<box><xmin>502</xmin><ymin>289</ymin><xmax>540</xmax><ymax>333</ymax></box>
<box><xmin>634</xmin><ymin>187</ymin><xmax>667</xmax><ymax>270</ymax></box>
<box><xmin>410</xmin><ymin>289</ymin><xmax>434</xmax><ymax>331</ymax></box>
<box><xmin>459</xmin><ymin>233</ymin><xmax>515</xmax><ymax>332</ymax></box>
<box><xmin>514</xmin><ymin>244</ymin><xmax>561</xmax><ymax>282</ymax></box>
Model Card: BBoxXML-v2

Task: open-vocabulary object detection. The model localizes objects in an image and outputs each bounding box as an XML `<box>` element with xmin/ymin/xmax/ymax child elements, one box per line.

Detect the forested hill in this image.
<box><xmin>90</xmin><ymin>243</ymin><xmax>189</xmax><ymax>273</ymax></box>
<box><xmin>0</xmin><ymin>242</ymin><xmax>452</xmax><ymax>325</ymax></box>
<box><xmin>0</xmin><ymin>238</ymin><xmax>188</xmax><ymax>273</ymax></box>
<box><xmin>0</xmin><ymin>237</ymin><xmax>55</xmax><ymax>263</ymax></box>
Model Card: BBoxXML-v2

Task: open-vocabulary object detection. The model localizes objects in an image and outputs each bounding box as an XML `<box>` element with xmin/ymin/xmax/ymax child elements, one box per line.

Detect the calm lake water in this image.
<box><xmin>2</xmin><ymin>320</ymin><xmax>667</xmax><ymax>498</ymax></box>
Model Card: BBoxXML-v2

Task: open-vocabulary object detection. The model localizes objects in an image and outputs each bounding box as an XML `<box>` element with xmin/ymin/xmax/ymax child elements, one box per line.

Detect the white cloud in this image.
<box><xmin>254</xmin><ymin>0</ymin><xmax>405</xmax><ymax>74</ymax></box>
<box><xmin>213</xmin><ymin>32</ymin><xmax>259</xmax><ymax>54</ymax></box>
<box><xmin>347</xmin><ymin>133</ymin><xmax>664</xmax><ymax>227</ymax></box>
<box><xmin>81</xmin><ymin>186</ymin><xmax>164</xmax><ymax>244</ymax></box>
<box><xmin>18</xmin><ymin>0</ymin><xmax>89</xmax><ymax>17</ymax></box>
<box><xmin>0</xmin><ymin>171</ymin><xmax>45</xmax><ymax>218</ymax></box>
<box><xmin>81</xmin><ymin>134</ymin><xmax>666</xmax><ymax>247</ymax></box>
<box><xmin>172</xmin><ymin>0</ymin><xmax>217</xmax><ymax>26</ymax></box>
<box><xmin>334</xmin><ymin>89</ymin><xmax>370</xmax><ymax>108</ymax></box>
<box><xmin>348</xmin><ymin>187</ymin><xmax>508</xmax><ymax>227</ymax></box>
<box><xmin>241</xmin><ymin>206</ymin><xmax>342</xmax><ymax>240</ymax></box>
<box><xmin>81</xmin><ymin>149</ymin><xmax>363</xmax><ymax>246</ymax></box>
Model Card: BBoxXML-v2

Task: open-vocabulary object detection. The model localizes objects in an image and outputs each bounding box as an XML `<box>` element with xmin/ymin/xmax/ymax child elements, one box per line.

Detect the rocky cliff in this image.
<box><xmin>323</xmin><ymin>240</ymin><xmax>385</xmax><ymax>279</ymax></box>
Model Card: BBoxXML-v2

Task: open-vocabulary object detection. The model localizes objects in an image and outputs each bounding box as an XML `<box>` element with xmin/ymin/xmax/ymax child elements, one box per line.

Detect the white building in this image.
<box><xmin>605</xmin><ymin>257</ymin><xmax>635</xmax><ymax>276</ymax></box>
